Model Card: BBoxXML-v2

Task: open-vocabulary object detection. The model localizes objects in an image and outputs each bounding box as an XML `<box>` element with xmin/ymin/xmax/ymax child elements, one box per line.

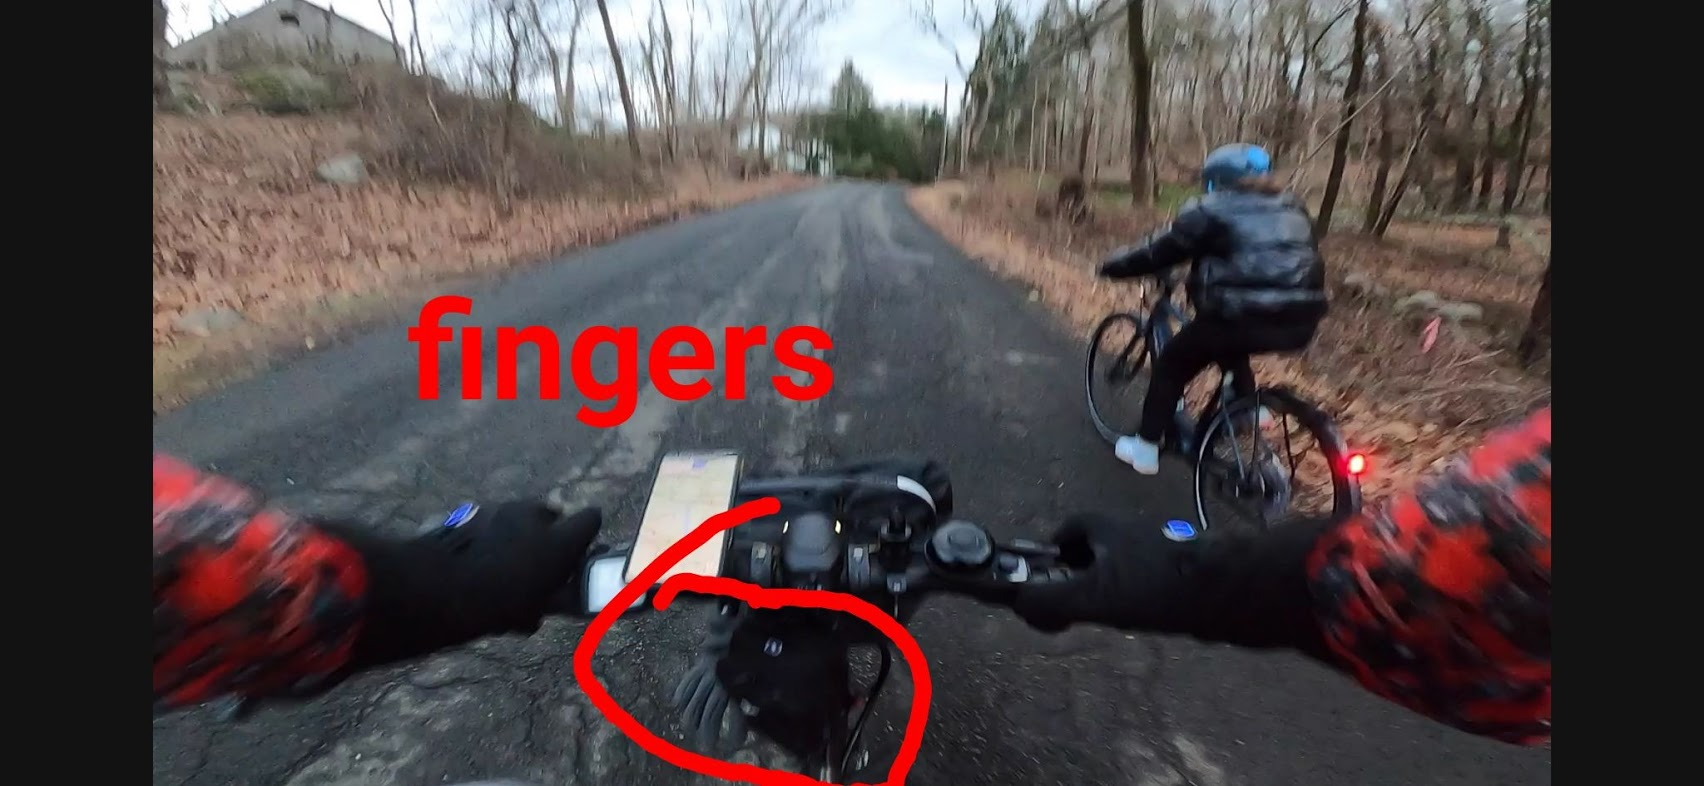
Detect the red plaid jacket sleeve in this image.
<box><xmin>1307</xmin><ymin>408</ymin><xmax>1551</xmax><ymax>745</ymax></box>
<box><xmin>154</xmin><ymin>454</ymin><xmax>370</xmax><ymax>710</ymax></box>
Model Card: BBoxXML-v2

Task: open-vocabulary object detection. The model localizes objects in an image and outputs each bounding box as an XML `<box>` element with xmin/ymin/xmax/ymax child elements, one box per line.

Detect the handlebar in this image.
<box><xmin>721</xmin><ymin>474</ymin><xmax>1073</xmax><ymax>608</ymax></box>
<box><xmin>722</xmin><ymin>515</ymin><xmax>1072</xmax><ymax>607</ymax></box>
<box><xmin>575</xmin><ymin>470</ymin><xmax>1076</xmax><ymax>617</ymax></box>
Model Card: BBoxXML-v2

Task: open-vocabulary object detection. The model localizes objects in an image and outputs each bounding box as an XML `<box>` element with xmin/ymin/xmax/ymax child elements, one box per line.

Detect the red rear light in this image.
<box><xmin>1345</xmin><ymin>453</ymin><xmax>1368</xmax><ymax>476</ymax></box>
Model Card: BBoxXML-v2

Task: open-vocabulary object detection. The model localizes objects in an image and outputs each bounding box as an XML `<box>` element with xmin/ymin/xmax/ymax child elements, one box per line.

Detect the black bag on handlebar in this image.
<box><xmin>696</xmin><ymin>457</ymin><xmax>954</xmax><ymax>753</ymax></box>
<box><xmin>738</xmin><ymin>456</ymin><xmax>953</xmax><ymax>528</ymax></box>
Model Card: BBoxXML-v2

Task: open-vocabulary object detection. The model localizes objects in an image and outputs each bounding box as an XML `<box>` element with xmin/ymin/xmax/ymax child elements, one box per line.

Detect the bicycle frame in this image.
<box><xmin>1139</xmin><ymin>277</ymin><xmax>1340</xmax><ymax>470</ymax></box>
<box><xmin>1138</xmin><ymin>274</ymin><xmax>1221</xmax><ymax>457</ymax></box>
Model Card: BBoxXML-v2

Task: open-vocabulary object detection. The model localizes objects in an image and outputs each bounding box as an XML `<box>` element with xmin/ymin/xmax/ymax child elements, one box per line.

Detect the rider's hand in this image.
<box><xmin>317</xmin><ymin>500</ymin><xmax>603</xmax><ymax>671</ymax></box>
<box><xmin>1011</xmin><ymin>513</ymin><xmax>1333</xmax><ymax>656</ymax></box>
<box><xmin>1095</xmin><ymin>253</ymin><xmax>1128</xmax><ymax>278</ymax></box>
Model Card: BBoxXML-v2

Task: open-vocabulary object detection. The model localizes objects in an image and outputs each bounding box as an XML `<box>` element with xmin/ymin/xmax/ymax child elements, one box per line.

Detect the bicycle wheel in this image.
<box><xmin>1193</xmin><ymin>388</ymin><xmax>1361</xmax><ymax>532</ymax></box>
<box><xmin>1084</xmin><ymin>312</ymin><xmax>1151</xmax><ymax>445</ymax></box>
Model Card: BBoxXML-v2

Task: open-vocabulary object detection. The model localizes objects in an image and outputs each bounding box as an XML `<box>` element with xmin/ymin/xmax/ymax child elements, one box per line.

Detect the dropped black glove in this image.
<box><xmin>1011</xmin><ymin>513</ymin><xmax>1335</xmax><ymax>658</ymax></box>
<box><xmin>316</xmin><ymin>498</ymin><xmax>603</xmax><ymax>671</ymax></box>
<box><xmin>715</xmin><ymin>608</ymin><xmax>855</xmax><ymax>717</ymax></box>
<box><xmin>671</xmin><ymin>603</ymin><xmax>750</xmax><ymax>754</ymax></box>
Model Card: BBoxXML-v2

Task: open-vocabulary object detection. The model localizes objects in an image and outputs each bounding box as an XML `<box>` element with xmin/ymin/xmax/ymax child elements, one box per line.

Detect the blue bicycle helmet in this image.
<box><xmin>1201</xmin><ymin>143</ymin><xmax>1273</xmax><ymax>192</ymax></box>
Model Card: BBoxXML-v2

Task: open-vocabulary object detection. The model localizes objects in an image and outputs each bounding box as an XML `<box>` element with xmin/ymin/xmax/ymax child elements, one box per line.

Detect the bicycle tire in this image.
<box><xmin>1192</xmin><ymin>387</ymin><xmax>1361</xmax><ymax>532</ymax></box>
<box><xmin>1084</xmin><ymin>312</ymin><xmax>1151</xmax><ymax>445</ymax></box>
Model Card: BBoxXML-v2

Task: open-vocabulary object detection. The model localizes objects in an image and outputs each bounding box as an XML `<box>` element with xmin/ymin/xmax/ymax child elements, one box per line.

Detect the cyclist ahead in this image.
<box><xmin>1097</xmin><ymin>142</ymin><xmax>1329</xmax><ymax>475</ymax></box>
<box><xmin>154</xmin><ymin>408</ymin><xmax>1548</xmax><ymax>748</ymax></box>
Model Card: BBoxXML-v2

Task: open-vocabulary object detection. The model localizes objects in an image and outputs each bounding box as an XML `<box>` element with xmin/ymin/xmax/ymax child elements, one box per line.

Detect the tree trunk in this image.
<box><xmin>523</xmin><ymin>0</ymin><xmax>569</xmax><ymax>128</ymax></box>
<box><xmin>1075</xmin><ymin>55</ymin><xmax>1098</xmax><ymax>179</ymax></box>
<box><xmin>1027</xmin><ymin>80</ymin><xmax>1040</xmax><ymax>171</ymax></box>
<box><xmin>596</xmin><ymin>0</ymin><xmax>644</xmax><ymax>163</ymax></box>
<box><xmin>1516</xmin><ymin>257</ymin><xmax>1552</xmax><ymax>366</ymax></box>
<box><xmin>563</xmin><ymin>4</ymin><xmax>583</xmax><ymax>131</ymax></box>
<box><xmin>375</xmin><ymin>0</ymin><xmax>407</xmax><ymax>69</ymax></box>
<box><xmin>1363</xmin><ymin>27</ymin><xmax>1394</xmax><ymax>233</ymax></box>
<box><xmin>1450</xmin><ymin>4</ymin><xmax>1490</xmax><ymax>211</ymax></box>
<box><xmin>1541</xmin><ymin>153</ymin><xmax>1552</xmax><ymax>214</ymax></box>
<box><xmin>1314</xmin><ymin>0</ymin><xmax>1369</xmax><ymax>238</ymax></box>
<box><xmin>939</xmin><ymin>77</ymin><xmax>951</xmax><ymax>180</ymax></box>
<box><xmin>753</xmin><ymin>16</ymin><xmax>770</xmax><ymax>169</ymax></box>
<box><xmin>497</xmin><ymin>4</ymin><xmax>524</xmax><ymax>217</ymax></box>
<box><xmin>1475</xmin><ymin>88</ymin><xmax>1500</xmax><ymax>210</ymax></box>
<box><xmin>639</xmin><ymin>25</ymin><xmax>670</xmax><ymax>158</ymax></box>
<box><xmin>657</xmin><ymin>0</ymin><xmax>680</xmax><ymax>160</ymax></box>
<box><xmin>1234</xmin><ymin>0</ymin><xmax>1254</xmax><ymax>139</ymax></box>
<box><xmin>1413</xmin><ymin>39</ymin><xmax>1441</xmax><ymax>210</ymax></box>
<box><xmin>1127</xmin><ymin>0</ymin><xmax>1154</xmax><ymax>206</ymax></box>
<box><xmin>154</xmin><ymin>0</ymin><xmax>170</xmax><ymax>104</ymax></box>
<box><xmin>1499</xmin><ymin>0</ymin><xmax>1540</xmax><ymax>217</ymax></box>
<box><xmin>408</xmin><ymin>0</ymin><xmax>427</xmax><ymax>76</ymax></box>
<box><xmin>1373</xmin><ymin>123</ymin><xmax>1429</xmax><ymax>237</ymax></box>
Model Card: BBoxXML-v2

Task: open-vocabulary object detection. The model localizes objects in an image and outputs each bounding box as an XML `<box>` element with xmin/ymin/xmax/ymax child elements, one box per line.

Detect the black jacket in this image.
<box><xmin>1100</xmin><ymin>188</ymin><xmax>1329</xmax><ymax>324</ymax></box>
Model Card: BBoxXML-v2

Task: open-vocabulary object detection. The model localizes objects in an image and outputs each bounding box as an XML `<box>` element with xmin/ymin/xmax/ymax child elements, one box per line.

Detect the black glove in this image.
<box><xmin>714</xmin><ymin>608</ymin><xmax>854</xmax><ymax>716</ymax></box>
<box><xmin>671</xmin><ymin>603</ymin><xmax>749</xmax><ymax>754</ymax></box>
<box><xmin>1097</xmin><ymin>245</ymin><xmax>1143</xmax><ymax>278</ymax></box>
<box><xmin>1011</xmin><ymin>513</ymin><xmax>1335</xmax><ymax>658</ymax></box>
<box><xmin>316</xmin><ymin>499</ymin><xmax>603</xmax><ymax>671</ymax></box>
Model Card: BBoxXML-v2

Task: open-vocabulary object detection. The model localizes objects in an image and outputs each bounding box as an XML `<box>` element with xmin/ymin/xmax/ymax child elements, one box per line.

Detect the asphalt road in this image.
<box><xmin>152</xmin><ymin>182</ymin><xmax>1552</xmax><ymax>786</ymax></box>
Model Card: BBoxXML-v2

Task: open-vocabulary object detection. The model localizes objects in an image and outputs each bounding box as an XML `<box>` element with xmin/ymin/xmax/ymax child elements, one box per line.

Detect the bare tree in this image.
<box><xmin>1516</xmin><ymin>256</ymin><xmax>1552</xmax><ymax>366</ymax></box>
<box><xmin>375</xmin><ymin>0</ymin><xmax>409</xmax><ymax>68</ymax></box>
<box><xmin>1362</xmin><ymin>18</ymin><xmax>1394</xmax><ymax>233</ymax></box>
<box><xmin>594</xmin><ymin>0</ymin><xmax>644</xmax><ymax>161</ymax></box>
<box><xmin>408</xmin><ymin>0</ymin><xmax>430</xmax><ymax>75</ymax></box>
<box><xmin>1126</xmin><ymin>0</ymin><xmax>1154</xmax><ymax>206</ymax></box>
<box><xmin>737</xmin><ymin>0</ymin><xmax>839</xmax><ymax>168</ymax></box>
<box><xmin>638</xmin><ymin>0</ymin><xmax>683</xmax><ymax>159</ymax></box>
<box><xmin>155</xmin><ymin>0</ymin><xmax>170</xmax><ymax>104</ymax></box>
<box><xmin>659</xmin><ymin>2</ymin><xmax>680</xmax><ymax>155</ymax></box>
<box><xmin>1498</xmin><ymin>0</ymin><xmax>1544</xmax><ymax>219</ymax></box>
<box><xmin>1448</xmin><ymin>0</ymin><xmax>1491</xmax><ymax>211</ymax></box>
<box><xmin>1313</xmin><ymin>0</ymin><xmax>1368</xmax><ymax>237</ymax></box>
<box><xmin>496</xmin><ymin>0</ymin><xmax>527</xmax><ymax>215</ymax></box>
<box><xmin>520</xmin><ymin>0</ymin><xmax>586</xmax><ymax>129</ymax></box>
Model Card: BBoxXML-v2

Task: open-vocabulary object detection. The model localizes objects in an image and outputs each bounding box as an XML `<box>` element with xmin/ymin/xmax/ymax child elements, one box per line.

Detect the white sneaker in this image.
<box><xmin>1114</xmin><ymin>435</ymin><xmax>1161</xmax><ymax>475</ymax></box>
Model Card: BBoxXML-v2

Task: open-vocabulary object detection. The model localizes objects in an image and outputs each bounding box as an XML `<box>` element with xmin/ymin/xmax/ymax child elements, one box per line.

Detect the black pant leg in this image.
<box><xmin>1138</xmin><ymin>320</ymin><xmax>1235</xmax><ymax>442</ymax></box>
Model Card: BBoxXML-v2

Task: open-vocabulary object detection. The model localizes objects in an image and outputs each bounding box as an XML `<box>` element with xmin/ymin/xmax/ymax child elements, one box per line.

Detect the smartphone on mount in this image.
<box><xmin>579</xmin><ymin>450</ymin><xmax>743</xmax><ymax>615</ymax></box>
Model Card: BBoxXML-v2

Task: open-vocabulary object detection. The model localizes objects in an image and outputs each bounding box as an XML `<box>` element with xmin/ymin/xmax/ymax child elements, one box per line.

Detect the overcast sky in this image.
<box><xmin>165</xmin><ymin>0</ymin><xmax>1041</xmax><ymax>118</ymax></box>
